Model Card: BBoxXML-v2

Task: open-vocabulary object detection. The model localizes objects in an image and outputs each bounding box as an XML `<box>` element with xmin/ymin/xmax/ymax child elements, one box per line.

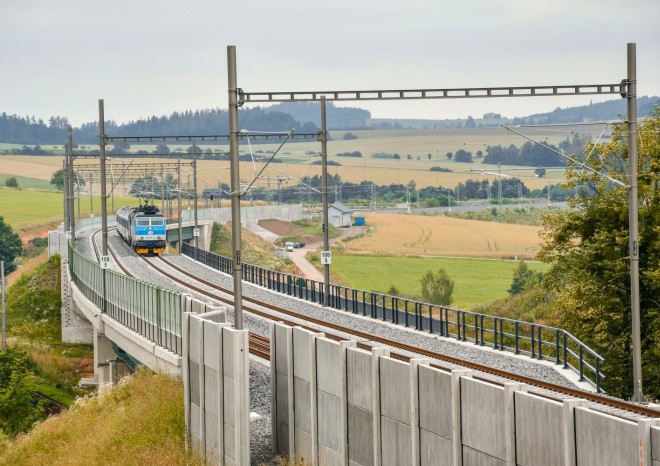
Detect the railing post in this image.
<box><xmin>514</xmin><ymin>322</ymin><xmax>519</xmax><ymax>354</ymax></box>
<box><xmin>596</xmin><ymin>358</ymin><xmax>602</xmax><ymax>393</ymax></box>
<box><xmin>537</xmin><ymin>326</ymin><xmax>543</xmax><ymax>360</ymax></box>
<box><xmin>579</xmin><ymin>346</ymin><xmax>585</xmax><ymax>381</ymax></box>
<box><xmin>494</xmin><ymin>317</ymin><xmax>498</xmax><ymax>349</ymax></box>
<box><xmin>563</xmin><ymin>333</ymin><xmax>568</xmax><ymax>368</ymax></box>
<box><xmin>499</xmin><ymin>319</ymin><xmax>504</xmax><ymax>350</ymax></box>
<box><xmin>474</xmin><ymin>315</ymin><xmax>479</xmax><ymax>345</ymax></box>
<box><xmin>531</xmin><ymin>324</ymin><xmax>536</xmax><ymax>358</ymax></box>
<box><xmin>555</xmin><ymin>330</ymin><xmax>560</xmax><ymax>364</ymax></box>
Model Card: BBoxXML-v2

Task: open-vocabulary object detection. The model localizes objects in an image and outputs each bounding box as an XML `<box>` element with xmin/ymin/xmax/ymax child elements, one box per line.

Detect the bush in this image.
<box><xmin>4</xmin><ymin>178</ymin><xmax>18</xmax><ymax>188</ymax></box>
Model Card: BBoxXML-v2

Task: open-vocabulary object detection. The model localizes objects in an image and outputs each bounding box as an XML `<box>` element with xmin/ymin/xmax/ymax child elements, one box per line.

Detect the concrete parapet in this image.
<box><xmin>270</xmin><ymin>321</ymin><xmax>657</xmax><ymax>466</ymax></box>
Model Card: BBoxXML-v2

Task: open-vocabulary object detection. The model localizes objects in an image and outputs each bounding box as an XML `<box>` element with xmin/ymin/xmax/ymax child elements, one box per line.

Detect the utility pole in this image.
<box><xmin>193</xmin><ymin>144</ymin><xmax>199</xmax><ymax>259</ymax></box>
<box><xmin>99</xmin><ymin>99</ymin><xmax>108</xmax><ymax>256</ymax></box>
<box><xmin>228</xmin><ymin>45</ymin><xmax>244</xmax><ymax>329</ymax></box>
<box><xmin>177</xmin><ymin>158</ymin><xmax>182</xmax><ymax>253</ymax></box>
<box><xmin>626</xmin><ymin>43</ymin><xmax>643</xmax><ymax>402</ymax></box>
<box><xmin>68</xmin><ymin>126</ymin><xmax>75</xmax><ymax>241</ymax></box>
<box><xmin>161</xmin><ymin>164</ymin><xmax>165</xmax><ymax>217</ymax></box>
<box><xmin>89</xmin><ymin>173</ymin><xmax>93</xmax><ymax>217</ymax></box>
<box><xmin>320</xmin><ymin>97</ymin><xmax>331</xmax><ymax>306</ymax></box>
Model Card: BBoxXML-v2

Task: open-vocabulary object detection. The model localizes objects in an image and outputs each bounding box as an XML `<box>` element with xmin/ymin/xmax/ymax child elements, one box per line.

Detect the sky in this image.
<box><xmin>1</xmin><ymin>0</ymin><xmax>659</xmax><ymax>127</ymax></box>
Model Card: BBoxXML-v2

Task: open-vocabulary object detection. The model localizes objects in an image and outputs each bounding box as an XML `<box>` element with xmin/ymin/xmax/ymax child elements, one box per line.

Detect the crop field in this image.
<box><xmin>0</xmin><ymin>155</ymin><xmax>63</xmax><ymax>180</ymax></box>
<box><xmin>330</xmin><ymin>253</ymin><xmax>550</xmax><ymax>309</ymax></box>
<box><xmin>1</xmin><ymin>123</ymin><xmax>578</xmax><ymax>194</ymax></box>
<box><xmin>0</xmin><ymin>174</ymin><xmax>53</xmax><ymax>190</ymax></box>
<box><xmin>343</xmin><ymin>213</ymin><xmax>542</xmax><ymax>259</ymax></box>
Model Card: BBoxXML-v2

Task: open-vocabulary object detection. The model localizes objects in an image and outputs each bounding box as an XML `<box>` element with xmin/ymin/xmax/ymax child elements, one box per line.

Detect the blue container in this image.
<box><xmin>354</xmin><ymin>216</ymin><xmax>366</xmax><ymax>226</ymax></box>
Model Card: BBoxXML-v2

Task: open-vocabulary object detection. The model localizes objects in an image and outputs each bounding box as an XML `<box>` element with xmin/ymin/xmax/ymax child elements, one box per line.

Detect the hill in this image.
<box><xmin>3</xmin><ymin>96</ymin><xmax>657</xmax><ymax>145</ymax></box>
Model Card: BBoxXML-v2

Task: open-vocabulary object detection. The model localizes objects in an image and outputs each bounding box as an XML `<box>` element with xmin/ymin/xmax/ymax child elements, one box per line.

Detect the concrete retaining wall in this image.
<box><xmin>210</xmin><ymin>204</ymin><xmax>303</xmax><ymax>225</ymax></box>
<box><xmin>271</xmin><ymin>321</ymin><xmax>660</xmax><ymax>466</ymax></box>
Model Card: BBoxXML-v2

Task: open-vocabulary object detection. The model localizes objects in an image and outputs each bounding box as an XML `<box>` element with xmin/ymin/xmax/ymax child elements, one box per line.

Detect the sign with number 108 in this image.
<box><xmin>321</xmin><ymin>250</ymin><xmax>332</xmax><ymax>265</ymax></box>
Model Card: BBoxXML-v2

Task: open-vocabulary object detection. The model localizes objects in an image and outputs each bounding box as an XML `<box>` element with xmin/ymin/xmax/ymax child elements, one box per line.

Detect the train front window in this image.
<box><xmin>137</xmin><ymin>219</ymin><xmax>149</xmax><ymax>226</ymax></box>
<box><xmin>151</xmin><ymin>218</ymin><xmax>164</xmax><ymax>226</ymax></box>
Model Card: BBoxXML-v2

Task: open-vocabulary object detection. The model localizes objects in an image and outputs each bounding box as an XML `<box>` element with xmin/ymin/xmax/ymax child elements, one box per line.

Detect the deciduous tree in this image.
<box><xmin>538</xmin><ymin>107</ymin><xmax>660</xmax><ymax>399</ymax></box>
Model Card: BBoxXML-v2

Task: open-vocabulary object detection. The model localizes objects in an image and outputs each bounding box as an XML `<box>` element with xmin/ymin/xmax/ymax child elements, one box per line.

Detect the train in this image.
<box><xmin>116</xmin><ymin>204</ymin><xmax>167</xmax><ymax>255</ymax></box>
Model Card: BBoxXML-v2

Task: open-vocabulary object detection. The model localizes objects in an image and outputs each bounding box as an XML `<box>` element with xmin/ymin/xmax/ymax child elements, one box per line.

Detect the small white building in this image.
<box><xmin>327</xmin><ymin>203</ymin><xmax>353</xmax><ymax>228</ymax></box>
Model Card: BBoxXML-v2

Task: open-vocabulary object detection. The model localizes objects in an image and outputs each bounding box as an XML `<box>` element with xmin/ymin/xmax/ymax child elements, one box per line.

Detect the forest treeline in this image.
<box><xmin>1</xmin><ymin>96</ymin><xmax>658</xmax><ymax>145</ymax></box>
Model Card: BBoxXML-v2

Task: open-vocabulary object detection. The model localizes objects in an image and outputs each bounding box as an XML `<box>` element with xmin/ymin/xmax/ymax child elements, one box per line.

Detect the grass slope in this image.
<box><xmin>330</xmin><ymin>254</ymin><xmax>550</xmax><ymax>309</ymax></box>
<box><xmin>0</xmin><ymin>370</ymin><xmax>200</xmax><ymax>466</ymax></box>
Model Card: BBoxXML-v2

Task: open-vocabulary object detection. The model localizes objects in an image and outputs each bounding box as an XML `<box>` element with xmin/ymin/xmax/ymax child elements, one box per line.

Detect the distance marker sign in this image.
<box><xmin>321</xmin><ymin>250</ymin><xmax>332</xmax><ymax>265</ymax></box>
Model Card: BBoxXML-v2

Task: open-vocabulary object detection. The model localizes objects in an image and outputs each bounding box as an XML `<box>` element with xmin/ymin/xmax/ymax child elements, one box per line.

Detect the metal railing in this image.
<box><xmin>69</xmin><ymin>243</ymin><xmax>183</xmax><ymax>355</ymax></box>
<box><xmin>183</xmin><ymin>243</ymin><xmax>604</xmax><ymax>392</ymax></box>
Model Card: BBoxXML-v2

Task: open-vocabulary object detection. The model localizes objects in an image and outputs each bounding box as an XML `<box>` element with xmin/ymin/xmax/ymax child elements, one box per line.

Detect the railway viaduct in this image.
<box><xmin>48</xmin><ymin>212</ymin><xmax>660</xmax><ymax>466</ymax></box>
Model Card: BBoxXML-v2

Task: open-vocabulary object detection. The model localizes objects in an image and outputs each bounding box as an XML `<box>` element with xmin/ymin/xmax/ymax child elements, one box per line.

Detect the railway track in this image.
<box><xmin>91</xmin><ymin>229</ymin><xmax>269</xmax><ymax>361</ymax></box>
<box><xmin>91</xmin><ymin>229</ymin><xmax>659</xmax><ymax>418</ymax></box>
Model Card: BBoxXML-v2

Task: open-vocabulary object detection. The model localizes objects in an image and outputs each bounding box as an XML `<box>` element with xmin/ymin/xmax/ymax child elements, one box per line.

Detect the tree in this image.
<box><xmin>420</xmin><ymin>269</ymin><xmax>454</xmax><ymax>306</ymax></box>
<box><xmin>4</xmin><ymin>177</ymin><xmax>18</xmax><ymax>188</ymax></box>
<box><xmin>0</xmin><ymin>216</ymin><xmax>22</xmax><ymax>274</ymax></box>
<box><xmin>538</xmin><ymin>107</ymin><xmax>660</xmax><ymax>399</ymax></box>
<box><xmin>0</xmin><ymin>348</ymin><xmax>47</xmax><ymax>436</ymax></box>
<box><xmin>454</xmin><ymin>149</ymin><xmax>473</xmax><ymax>163</ymax></box>
<box><xmin>446</xmin><ymin>152</ymin><xmax>453</xmax><ymax>160</ymax></box>
<box><xmin>464</xmin><ymin>115</ymin><xmax>476</xmax><ymax>128</ymax></box>
<box><xmin>508</xmin><ymin>261</ymin><xmax>543</xmax><ymax>295</ymax></box>
<box><xmin>50</xmin><ymin>169</ymin><xmax>64</xmax><ymax>190</ymax></box>
<box><xmin>427</xmin><ymin>153</ymin><xmax>432</xmax><ymax>160</ymax></box>
<box><xmin>535</xmin><ymin>168</ymin><xmax>547</xmax><ymax>178</ymax></box>
<box><xmin>343</xmin><ymin>132</ymin><xmax>358</xmax><ymax>140</ymax></box>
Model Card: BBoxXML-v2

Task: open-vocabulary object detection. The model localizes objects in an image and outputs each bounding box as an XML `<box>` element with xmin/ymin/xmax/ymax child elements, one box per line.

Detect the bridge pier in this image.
<box><xmin>94</xmin><ymin>327</ymin><xmax>116</xmax><ymax>388</ymax></box>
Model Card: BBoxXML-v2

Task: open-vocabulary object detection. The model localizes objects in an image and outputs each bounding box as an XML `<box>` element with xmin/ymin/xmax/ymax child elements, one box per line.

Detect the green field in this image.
<box><xmin>330</xmin><ymin>253</ymin><xmax>551</xmax><ymax>309</ymax></box>
<box><xmin>0</xmin><ymin>188</ymin><xmax>136</xmax><ymax>231</ymax></box>
<box><xmin>0</xmin><ymin>174</ymin><xmax>54</xmax><ymax>190</ymax></box>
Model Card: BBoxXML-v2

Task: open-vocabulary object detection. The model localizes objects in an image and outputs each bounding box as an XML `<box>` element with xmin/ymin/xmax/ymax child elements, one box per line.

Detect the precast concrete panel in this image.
<box><xmin>293</xmin><ymin>327</ymin><xmax>314</xmax><ymax>382</ymax></box>
<box><xmin>319</xmin><ymin>444</ymin><xmax>344</xmax><ymax>466</ymax></box>
<box><xmin>379</xmin><ymin>357</ymin><xmax>411</xmax><ymax>425</ymax></box>
<box><xmin>461</xmin><ymin>446</ymin><xmax>505</xmax><ymax>466</ymax></box>
<box><xmin>381</xmin><ymin>416</ymin><xmax>412</xmax><ymax>466</ymax></box>
<box><xmin>514</xmin><ymin>391</ymin><xmax>563</xmax><ymax>466</ymax></box>
<box><xmin>347</xmin><ymin>347</ymin><xmax>373</xmax><ymax>410</ymax></box>
<box><xmin>317</xmin><ymin>337</ymin><xmax>342</xmax><ymax>397</ymax></box>
<box><xmin>294</xmin><ymin>426</ymin><xmax>313</xmax><ymax>463</ymax></box>
<box><xmin>460</xmin><ymin>378</ymin><xmax>506</xmax><ymax>461</ymax></box>
<box><xmin>189</xmin><ymin>362</ymin><xmax>200</xmax><ymax>405</ymax></box>
<box><xmin>653</xmin><ymin>426</ymin><xmax>660</xmax><ymax>462</ymax></box>
<box><xmin>419</xmin><ymin>429</ymin><xmax>453</xmax><ymax>466</ymax></box>
<box><xmin>574</xmin><ymin>407</ymin><xmax>637</xmax><ymax>466</ymax></box>
<box><xmin>318</xmin><ymin>389</ymin><xmax>343</xmax><ymax>452</ymax></box>
<box><xmin>275</xmin><ymin>324</ymin><xmax>291</xmax><ymax>376</ymax></box>
<box><xmin>348</xmin><ymin>403</ymin><xmax>374</xmax><ymax>466</ymax></box>
<box><xmin>276</xmin><ymin>372</ymin><xmax>290</xmax><ymax>424</ymax></box>
<box><xmin>190</xmin><ymin>403</ymin><xmax>202</xmax><ymax>443</ymax></box>
<box><xmin>204</xmin><ymin>367</ymin><xmax>219</xmax><ymax>421</ymax></box>
<box><xmin>205</xmin><ymin>412</ymin><xmax>219</xmax><ymax>460</ymax></box>
<box><xmin>294</xmin><ymin>377</ymin><xmax>312</xmax><ymax>433</ymax></box>
<box><xmin>223</xmin><ymin>375</ymin><xmax>236</xmax><ymax>427</ymax></box>
<box><xmin>277</xmin><ymin>419</ymin><xmax>290</xmax><ymax>454</ymax></box>
<box><xmin>202</xmin><ymin>322</ymin><xmax>221</xmax><ymax>372</ymax></box>
<box><xmin>222</xmin><ymin>331</ymin><xmax>235</xmax><ymax>379</ymax></box>
<box><xmin>418</xmin><ymin>365</ymin><xmax>453</xmax><ymax>440</ymax></box>
<box><xmin>224</xmin><ymin>424</ymin><xmax>236</xmax><ymax>462</ymax></box>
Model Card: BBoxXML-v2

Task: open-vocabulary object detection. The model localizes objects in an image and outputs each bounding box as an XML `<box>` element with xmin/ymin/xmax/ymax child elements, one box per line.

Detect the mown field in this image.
<box><xmin>330</xmin><ymin>254</ymin><xmax>550</xmax><ymax>309</ymax></box>
<box><xmin>0</xmin><ymin>188</ymin><xmax>135</xmax><ymax>233</ymax></box>
<box><xmin>343</xmin><ymin>213</ymin><xmax>542</xmax><ymax>259</ymax></box>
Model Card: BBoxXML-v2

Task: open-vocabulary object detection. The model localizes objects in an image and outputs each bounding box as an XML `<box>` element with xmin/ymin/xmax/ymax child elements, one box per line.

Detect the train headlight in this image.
<box><xmin>139</xmin><ymin>236</ymin><xmax>144</xmax><ymax>240</ymax></box>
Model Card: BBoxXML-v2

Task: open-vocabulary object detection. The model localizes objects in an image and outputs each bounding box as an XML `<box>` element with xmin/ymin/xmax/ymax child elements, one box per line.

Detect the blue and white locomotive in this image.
<box><xmin>116</xmin><ymin>204</ymin><xmax>167</xmax><ymax>255</ymax></box>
